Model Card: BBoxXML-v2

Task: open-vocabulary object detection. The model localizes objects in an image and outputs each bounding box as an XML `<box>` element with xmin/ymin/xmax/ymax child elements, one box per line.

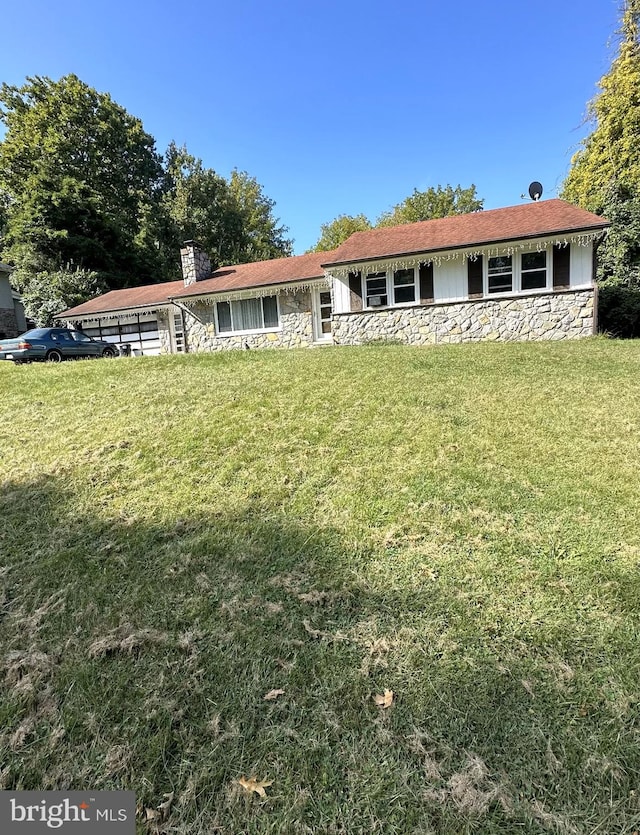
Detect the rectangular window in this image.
<box><xmin>139</xmin><ymin>318</ymin><xmax>159</xmax><ymax>333</ymax></box>
<box><xmin>393</xmin><ymin>268</ymin><xmax>416</xmax><ymax>304</ymax></box>
<box><xmin>263</xmin><ymin>295</ymin><xmax>279</xmax><ymax>328</ymax></box>
<box><xmin>366</xmin><ymin>271</ymin><xmax>388</xmax><ymax>307</ymax></box>
<box><xmin>216</xmin><ymin>296</ymin><xmax>280</xmax><ymax>334</ymax></box>
<box><xmin>488</xmin><ymin>255</ymin><xmax>513</xmax><ymax>293</ymax></box>
<box><xmin>521</xmin><ymin>251</ymin><xmax>547</xmax><ymax>290</ymax></box>
<box><xmin>236</xmin><ymin>298</ymin><xmax>262</xmax><ymax>330</ymax></box>
<box><xmin>217</xmin><ymin>301</ymin><xmax>232</xmax><ymax>333</ymax></box>
<box><xmin>100</xmin><ymin>324</ymin><xmax>121</xmax><ymax>337</ymax></box>
<box><xmin>319</xmin><ymin>291</ymin><xmax>332</xmax><ymax>334</ymax></box>
<box><xmin>140</xmin><ymin>329</ymin><xmax>160</xmax><ymax>341</ymax></box>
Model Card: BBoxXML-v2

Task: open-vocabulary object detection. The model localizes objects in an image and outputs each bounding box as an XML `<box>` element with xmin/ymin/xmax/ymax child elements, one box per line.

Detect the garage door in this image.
<box><xmin>81</xmin><ymin>312</ymin><xmax>161</xmax><ymax>355</ymax></box>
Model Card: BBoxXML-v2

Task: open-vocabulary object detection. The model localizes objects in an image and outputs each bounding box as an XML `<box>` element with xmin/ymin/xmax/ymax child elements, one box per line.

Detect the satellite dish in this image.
<box><xmin>528</xmin><ymin>181</ymin><xmax>543</xmax><ymax>201</ymax></box>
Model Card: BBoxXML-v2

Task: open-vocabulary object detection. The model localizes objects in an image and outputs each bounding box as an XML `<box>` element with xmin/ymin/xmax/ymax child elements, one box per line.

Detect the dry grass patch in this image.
<box><xmin>1</xmin><ymin>341</ymin><xmax>640</xmax><ymax>832</ymax></box>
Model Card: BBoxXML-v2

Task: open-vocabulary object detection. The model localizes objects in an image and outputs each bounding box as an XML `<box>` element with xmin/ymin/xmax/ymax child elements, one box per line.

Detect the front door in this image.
<box><xmin>312</xmin><ymin>289</ymin><xmax>333</xmax><ymax>342</ymax></box>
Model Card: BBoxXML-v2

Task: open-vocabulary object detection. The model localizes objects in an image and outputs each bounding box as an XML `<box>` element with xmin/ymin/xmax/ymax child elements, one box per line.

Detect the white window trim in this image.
<box><xmin>363</xmin><ymin>266</ymin><xmax>420</xmax><ymax>311</ymax></box>
<box><xmin>214</xmin><ymin>295</ymin><xmax>282</xmax><ymax>337</ymax></box>
<box><xmin>484</xmin><ymin>246</ymin><xmax>552</xmax><ymax>297</ymax></box>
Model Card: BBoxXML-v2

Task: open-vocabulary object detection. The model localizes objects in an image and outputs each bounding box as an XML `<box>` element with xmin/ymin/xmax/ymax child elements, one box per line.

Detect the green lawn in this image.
<box><xmin>1</xmin><ymin>339</ymin><xmax>639</xmax><ymax>834</ymax></box>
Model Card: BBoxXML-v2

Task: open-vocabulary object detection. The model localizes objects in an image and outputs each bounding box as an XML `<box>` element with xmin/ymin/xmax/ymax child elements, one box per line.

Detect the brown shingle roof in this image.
<box><xmin>171</xmin><ymin>250</ymin><xmax>334</xmax><ymax>299</ymax></box>
<box><xmin>56</xmin><ymin>280</ymin><xmax>185</xmax><ymax>318</ymax></box>
<box><xmin>322</xmin><ymin>200</ymin><xmax>609</xmax><ymax>267</ymax></box>
<box><xmin>56</xmin><ymin>251</ymin><xmax>335</xmax><ymax>318</ymax></box>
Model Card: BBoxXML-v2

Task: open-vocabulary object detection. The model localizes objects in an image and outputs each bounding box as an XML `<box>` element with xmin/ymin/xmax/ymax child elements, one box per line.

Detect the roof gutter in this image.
<box><xmin>168</xmin><ymin>275</ymin><xmax>326</xmax><ymax>302</ymax></box>
<box><xmin>321</xmin><ymin>224</ymin><xmax>610</xmax><ymax>269</ymax></box>
<box><xmin>53</xmin><ymin>301</ymin><xmax>175</xmax><ymax>320</ymax></box>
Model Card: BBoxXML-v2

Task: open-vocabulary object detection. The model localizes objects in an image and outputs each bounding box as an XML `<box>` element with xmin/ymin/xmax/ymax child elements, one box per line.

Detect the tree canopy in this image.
<box><xmin>0</xmin><ymin>75</ymin><xmax>165</xmax><ymax>289</ymax></box>
<box><xmin>309</xmin><ymin>184</ymin><xmax>483</xmax><ymax>252</ymax></box>
<box><xmin>227</xmin><ymin>169</ymin><xmax>293</xmax><ymax>263</ymax></box>
<box><xmin>562</xmin><ymin>1</ymin><xmax>640</xmax><ymax>285</ymax></box>
<box><xmin>377</xmin><ymin>184</ymin><xmax>483</xmax><ymax>227</ymax></box>
<box><xmin>160</xmin><ymin>144</ymin><xmax>292</xmax><ymax>276</ymax></box>
<box><xmin>0</xmin><ymin>74</ymin><xmax>292</xmax><ymax>322</ymax></box>
<box><xmin>310</xmin><ymin>214</ymin><xmax>373</xmax><ymax>252</ymax></box>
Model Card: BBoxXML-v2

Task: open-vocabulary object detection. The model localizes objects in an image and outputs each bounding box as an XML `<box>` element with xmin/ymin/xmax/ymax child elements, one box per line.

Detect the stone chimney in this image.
<box><xmin>180</xmin><ymin>241</ymin><xmax>213</xmax><ymax>286</ymax></box>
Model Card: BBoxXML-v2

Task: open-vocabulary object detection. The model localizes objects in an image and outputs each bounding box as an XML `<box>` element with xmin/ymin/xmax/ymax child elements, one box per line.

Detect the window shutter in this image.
<box><xmin>419</xmin><ymin>263</ymin><xmax>434</xmax><ymax>303</ymax></box>
<box><xmin>348</xmin><ymin>271</ymin><xmax>363</xmax><ymax>312</ymax></box>
<box><xmin>553</xmin><ymin>244</ymin><xmax>571</xmax><ymax>289</ymax></box>
<box><xmin>467</xmin><ymin>256</ymin><xmax>483</xmax><ymax>298</ymax></box>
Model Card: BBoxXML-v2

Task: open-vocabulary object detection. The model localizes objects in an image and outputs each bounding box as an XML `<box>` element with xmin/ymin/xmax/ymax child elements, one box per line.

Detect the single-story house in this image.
<box><xmin>0</xmin><ymin>262</ymin><xmax>27</xmax><ymax>339</ymax></box>
<box><xmin>56</xmin><ymin>199</ymin><xmax>609</xmax><ymax>353</ymax></box>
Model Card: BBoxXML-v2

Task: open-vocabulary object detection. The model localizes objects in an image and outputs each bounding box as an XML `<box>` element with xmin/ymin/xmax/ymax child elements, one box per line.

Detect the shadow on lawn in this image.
<box><xmin>1</xmin><ymin>475</ymin><xmax>639</xmax><ymax>834</ymax></box>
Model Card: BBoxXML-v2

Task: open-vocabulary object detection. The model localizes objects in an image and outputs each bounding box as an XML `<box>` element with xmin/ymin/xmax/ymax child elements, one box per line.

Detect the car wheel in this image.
<box><xmin>102</xmin><ymin>347</ymin><xmax>117</xmax><ymax>358</ymax></box>
<box><xmin>45</xmin><ymin>350</ymin><xmax>63</xmax><ymax>363</ymax></box>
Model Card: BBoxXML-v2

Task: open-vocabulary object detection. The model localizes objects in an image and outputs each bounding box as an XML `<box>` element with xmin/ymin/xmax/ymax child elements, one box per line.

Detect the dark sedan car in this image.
<box><xmin>0</xmin><ymin>328</ymin><xmax>118</xmax><ymax>363</ymax></box>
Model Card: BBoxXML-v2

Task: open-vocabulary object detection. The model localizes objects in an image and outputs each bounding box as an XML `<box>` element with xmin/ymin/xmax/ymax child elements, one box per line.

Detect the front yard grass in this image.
<box><xmin>1</xmin><ymin>338</ymin><xmax>639</xmax><ymax>833</ymax></box>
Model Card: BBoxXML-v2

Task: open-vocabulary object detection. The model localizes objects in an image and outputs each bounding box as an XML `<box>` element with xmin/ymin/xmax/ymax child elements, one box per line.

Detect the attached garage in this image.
<box><xmin>79</xmin><ymin>310</ymin><xmax>162</xmax><ymax>355</ymax></box>
<box><xmin>54</xmin><ymin>279</ymin><xmax>186</xmax><ymax>356</ymax></box>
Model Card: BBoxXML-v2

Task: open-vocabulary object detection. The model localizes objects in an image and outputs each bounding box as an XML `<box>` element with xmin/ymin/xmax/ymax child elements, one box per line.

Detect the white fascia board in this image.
<box><xmin>60</xmin><ymin>304</ymin><xmax>173</xmax><ymax>322</ymax></box>
<box><xmin>325</xmin><ymin>231</ymin><xmax>606</xmax><ymax>278</ymax></box>
<box><xmin>175</xmin><ymin>277</ymin><xmax>330</xmax><ymax>306</ymax></box>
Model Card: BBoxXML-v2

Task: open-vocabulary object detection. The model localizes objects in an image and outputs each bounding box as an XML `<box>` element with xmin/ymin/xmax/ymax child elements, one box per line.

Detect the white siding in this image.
<box><xmin>570</xmin><ymin>243</ymin><xmax>594</xmax><ymax>288</ymax></box>
<box><xmin>0</xmin><ymin>275</ymin><xmax>13</xmax><ymax>308</ymax></box>
<box><xmin>332</xmin><ymin>275</ymin><xmax>352</xmax><ymax>314</ymax></box>
<box><xmin>434</xmin><ymin>260</ymin><xmax>467</xmax><ymax>303</ymax></box>
<box><xmin>14</xmin><ymin>298</ymin><xmax>27</xmax><ymax>332</ymax></box>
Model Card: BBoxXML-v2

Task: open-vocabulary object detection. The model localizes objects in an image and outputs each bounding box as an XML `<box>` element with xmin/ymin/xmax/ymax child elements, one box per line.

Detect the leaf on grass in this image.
<box><xmin>143</xmin><ymin>791</ymin><xmax>174</xmax><ymax>825</ymax></box>
<box><xmin>157</xmin><ymin>792</ymin><xmax>174</xmax><ymax>820</ymax></box>
<box><xmin>238</xmin><ymin>776</ymin><xmax>273</xmax><ymax>798</ymax></box>
<box><xmin>374</xmin><ymin>689</ymin><xmax>394</xmax><ymax>708</ymax></box>
<box><xmin>263</xmin><ymin>688</ymin><xmax>285</xmax><ymax>700</ymax></box>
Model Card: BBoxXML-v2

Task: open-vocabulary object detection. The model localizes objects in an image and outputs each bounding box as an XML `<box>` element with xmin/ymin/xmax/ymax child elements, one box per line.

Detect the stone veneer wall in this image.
<box><xmin>180</xmin><ymin>247</ymin><xmax>212</xmax><ymax>286</ymax></box>
<box><xmin>183</xmin><ymin>290</ymin><xmax>315</xmax><ymax>352</ymax></box>
<box><xmin>0</xmin><ymin>308</ymin><xmax>19</xmax><ymax>339</ymax></box>
<box><xmin>332</xmin><ymin>289</ymin><xmax>595</xmax><ymax>345</ymax></box>
<box><xmin>157</xmin><ymin>310</ymin><xmax>173</xmax><ymax>354</ymax></box>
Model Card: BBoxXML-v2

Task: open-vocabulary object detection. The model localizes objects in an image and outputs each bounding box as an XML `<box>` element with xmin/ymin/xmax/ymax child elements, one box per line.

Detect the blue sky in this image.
<box><xmin>1</xmin><ymin>0</ymin><xmax>620</xmax><ymax>253</ymax></box>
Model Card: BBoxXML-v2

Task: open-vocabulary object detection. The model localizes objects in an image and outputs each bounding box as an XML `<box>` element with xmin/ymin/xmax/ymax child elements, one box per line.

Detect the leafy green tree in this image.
<box><xmin>160</xmin><ymin>143</ymin><xmax>237</xmax><ymax>277</ymax></box>
<box><xmin>309</xmin><ymin>185</ymin><xmax>483</xmax><ymax>252</ymax></box>
<box><xmin>309</xmin><ymin>214</ymin><xmax>373</xmax><ymax>252</ymax></box>
<box><xmin>11</xmin><ymin>261</ymin><xmax>103</xmax><ymax>326</ymax></box>
<box><xmin>596</xmin><ymin>183</ymin><xmax>640</xmax><ymax>286</ymax></box>
<box><xmin>0</xmin><ymin>191</ymin><xmax>8</xmax><ymax>247</ymax></box>
<box><xmin>0</xmin><ymin>75</ymin><xmax>293</xmax><ymax>318</ymax></box>
<box><xmin>226</xmin><ymin>170</ymin><xmax>293</xmax><ymax>262</ymax></box>
<box><xmin>159</xmin><ymin>145</ymin><xmax>293</xmax><ymax>276</ymax></box>
<box><xmin>562</xmin><ymin>1</ymin><xmax>640</xmax><ymax>285</ymax></box>
<box><xmin>0</xmin><ymin>75</ymin><xmax>165</xmax><ymax>289</ymax></box>
<box><xmin>377</xmin><ymin>184</ymin><xmax>483</xmax><ymax>227</ymax></box>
